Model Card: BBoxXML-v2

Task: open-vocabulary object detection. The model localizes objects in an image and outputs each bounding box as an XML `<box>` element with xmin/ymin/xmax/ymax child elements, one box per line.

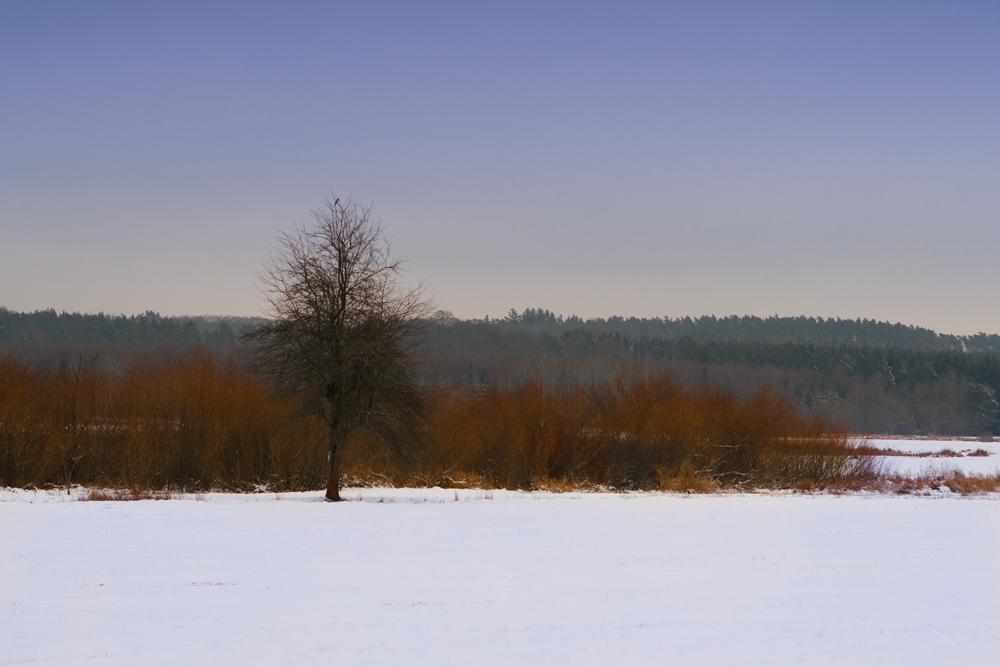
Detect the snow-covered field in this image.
<box><xmin>3</xmin><ymin>488</ymin><xmax>999</xmax><ymax>666</ymax></box>
<box><xmin>866</xmin><ymin>437</ymin><xmax>1000</xmax><ymax>477</ymax></box>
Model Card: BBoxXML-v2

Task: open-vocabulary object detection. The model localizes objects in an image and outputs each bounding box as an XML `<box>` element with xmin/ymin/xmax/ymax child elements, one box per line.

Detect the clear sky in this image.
<box><xmin>2</xmin><ymin>1</ymin><xmax>998</xmax><ymax>334</ymax></box>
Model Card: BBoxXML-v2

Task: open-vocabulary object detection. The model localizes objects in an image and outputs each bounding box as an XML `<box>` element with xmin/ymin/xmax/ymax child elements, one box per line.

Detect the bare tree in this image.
<box><xmin>245</xmin><ymin>195</ymin><xmax>432</xmax><ymax>501</ymax></box>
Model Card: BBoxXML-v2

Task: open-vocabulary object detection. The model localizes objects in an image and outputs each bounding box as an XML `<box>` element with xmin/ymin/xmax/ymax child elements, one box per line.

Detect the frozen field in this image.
<box><xmin>3</xmin><ymin>488</ymin><xmax>1000</xmax><ymax>666</ymax></box>
<box><xmin>867</xmin><ymin>437</ymin><xmax>1000</xmax><ymax>476</ymax></box>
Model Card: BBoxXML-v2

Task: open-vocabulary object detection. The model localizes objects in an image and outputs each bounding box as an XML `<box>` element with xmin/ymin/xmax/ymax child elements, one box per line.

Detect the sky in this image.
<box><xmin>2</xmin><ymin>1</ymin><xmax>999</xmax><ymax>335</ymax></box>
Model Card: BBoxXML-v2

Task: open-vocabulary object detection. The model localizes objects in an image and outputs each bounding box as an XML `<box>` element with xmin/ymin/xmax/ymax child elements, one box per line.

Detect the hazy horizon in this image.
<box><xmin>3</xmin><ymin>2</ymin><xmax>999</xmax><ymax>335</ymax></box>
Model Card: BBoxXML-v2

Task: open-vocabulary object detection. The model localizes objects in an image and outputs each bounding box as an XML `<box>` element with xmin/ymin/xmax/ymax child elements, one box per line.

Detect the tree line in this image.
<box><xmin>0</xmin><ymin>308</ymin><xmax>262</xmax><ymax>348</ymax></box>
<box><xmin>4</xmin><ymin>306</ymin><xmax>1000</xmax><ymax>436</ymax></box>
<box><xmin>418</xmin><ymin>318</ymin><xmax>1000</xmax><ymax>437</ymax></box>
<box><xmin>7</xmin><ymin>306</ymin><xmax>1000</xmax><ymax>353</ymax></box>
<box><xmin>437</xmin><ymin>308</ymin><xmax>1000</xmax><ymax>353</ymax></box>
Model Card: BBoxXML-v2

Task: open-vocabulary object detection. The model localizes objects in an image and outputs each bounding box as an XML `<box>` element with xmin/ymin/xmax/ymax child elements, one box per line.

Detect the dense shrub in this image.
<box><xmin>0</xmin><ymin>351</ymin><xmax>325</xmax><ymax>491</ymax></box>
<box><xmin>1</xmin><ymin>355</ymin><xmax>867</xmax><ymax>492</ymax></box>
<box><xmin>402</xmin><ymin>369</ymin><xmax>858</xmax><ymax>491</ymax></box>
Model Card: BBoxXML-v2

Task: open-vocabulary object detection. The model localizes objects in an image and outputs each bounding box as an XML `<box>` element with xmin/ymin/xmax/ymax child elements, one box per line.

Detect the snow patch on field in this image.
<box><xmin>3</xmin><ymin>490</ymin><xmax>1000</xmax><ymax>666</ymax></box>
<box><xmin>864</xmin><ymin>438</ymin><xmax>1000</xmax><ymax>477</ymax></box>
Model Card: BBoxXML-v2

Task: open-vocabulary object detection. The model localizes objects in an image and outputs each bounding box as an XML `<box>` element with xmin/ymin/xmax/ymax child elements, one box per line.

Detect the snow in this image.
<box><xmin>863</xmin><ymin>438</ymin><xmax>1000</xmax><ymax>477</ymax></box>
<box><xmin>3</xmin><ymin>489</ymin><xmax>1000</xmax><ymax>666</ymax></box>
<box><xmin>881</xmin><ymin>455</ymin><xmax>1000</xmax><ymax>477</ymax></box>
<box><xmin>866</xmin><ymin>437</ymin><xmax>1000</xmax><ymax>455</ymax></box>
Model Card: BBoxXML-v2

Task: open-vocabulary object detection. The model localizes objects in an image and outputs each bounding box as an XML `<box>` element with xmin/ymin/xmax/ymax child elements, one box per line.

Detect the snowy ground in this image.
<box><xmin>865</xmin><ymin>437</ymin><xmax>1000</xmax><ymax>476</ymax></box>
<box><xmin>3</xmin><ymin>488</ymin><xmax>1000</xmax><ymax>666</ymax></box>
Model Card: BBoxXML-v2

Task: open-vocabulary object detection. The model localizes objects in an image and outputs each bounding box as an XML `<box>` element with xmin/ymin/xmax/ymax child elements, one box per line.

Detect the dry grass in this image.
<box><xmin>849</xmin><ymin>442</ymin><xmax>995</xmax><ymax>459</ymax></box>
<box><xmin>530</xmin><ymin>477</ymin><xmax>600</xmax><ymax>492</ymax></box>
<box><xmin>943</xmin><ymin>471</ymin><xmax>1000</xmax><ymax>493</ymax></box>
<box><xmin>873</xmin><ymin>469</ymin><xmax>1000</xmax><ymax>495</ymax></box>
<box><xmin>657</xmin><ymin>461</ymin><xmax>718</xmax><ymax>494</ymax></box>
<box><xmin>82</xmin><ymin>488</ymin><xmax>173</xmax><ymax>501</ymax></box>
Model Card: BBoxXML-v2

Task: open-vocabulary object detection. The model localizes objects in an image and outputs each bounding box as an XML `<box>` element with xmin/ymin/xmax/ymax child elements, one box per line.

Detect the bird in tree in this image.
<box><xmin>245</xmin><ymin>195</ymin><xmax>432</xmax><ymax>501</ymax></box>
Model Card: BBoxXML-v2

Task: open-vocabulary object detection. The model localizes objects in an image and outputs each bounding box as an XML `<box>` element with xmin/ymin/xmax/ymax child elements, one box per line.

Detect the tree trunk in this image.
<box><xmin>325</xmin><ymin>425</ymin><xmax>345</xmax><ymax>501</ymax></box>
